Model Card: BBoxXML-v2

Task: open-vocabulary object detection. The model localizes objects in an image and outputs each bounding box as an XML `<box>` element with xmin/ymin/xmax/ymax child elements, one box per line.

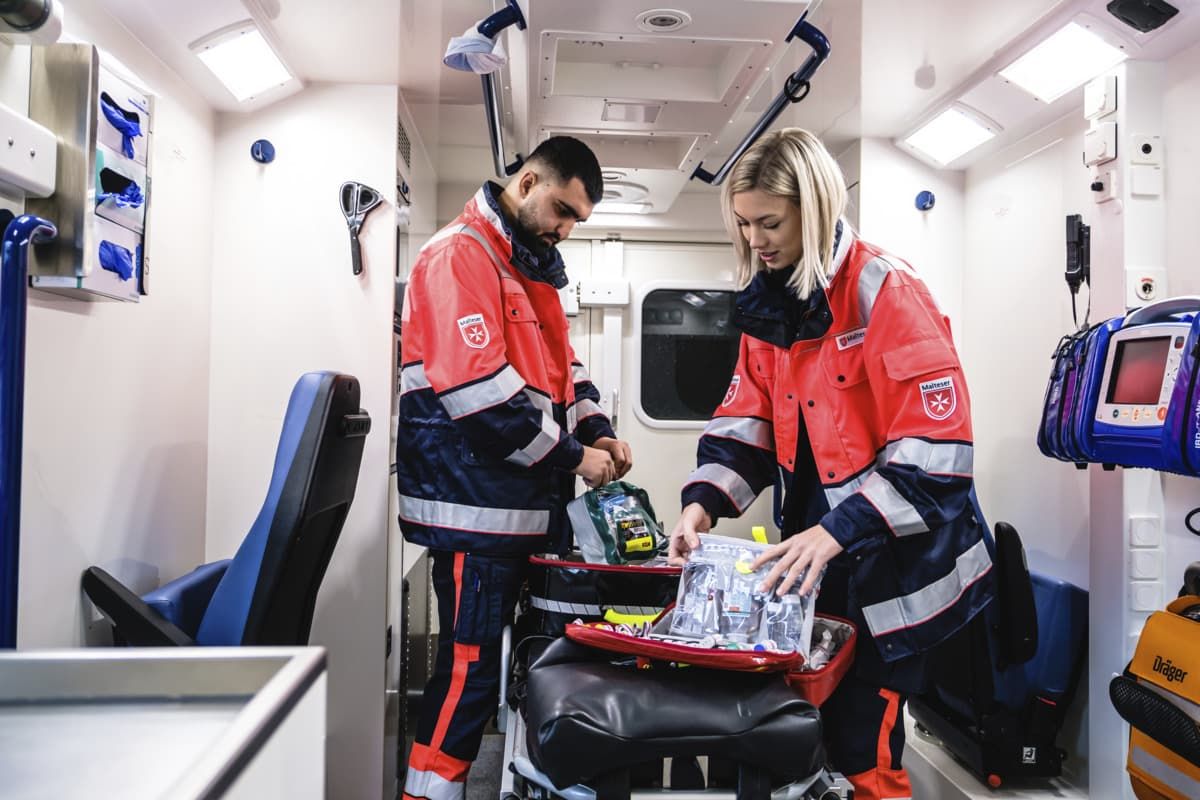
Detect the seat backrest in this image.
<box><xmin>926</xmin><ymin>522</ymin><xmax>1087</xmax><ymax>718</ymax></box>
<box><xmin>195</xmin><ymin>372</ymin><xmax>370</xmax><ymax>646</ymax></box>
<box><xmin>927</xmin><ymin>521</ymin><xmax>1038</xmax><ymax>716</ymax></box>
<box><xmin>991</xmin><ymin>521</ymin><xmax>1038</xmax><ymax>668</ymax></box>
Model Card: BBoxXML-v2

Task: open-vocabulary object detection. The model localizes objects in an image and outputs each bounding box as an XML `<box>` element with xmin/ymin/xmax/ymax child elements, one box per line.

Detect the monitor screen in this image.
<box><xmin>1107</xmin><ymin>336</ymin><xmax>1171</xmax><ymax>405</ymax></box>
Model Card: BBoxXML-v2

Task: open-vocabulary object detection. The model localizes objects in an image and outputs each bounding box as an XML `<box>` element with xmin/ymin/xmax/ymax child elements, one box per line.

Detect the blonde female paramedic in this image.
<box><xmin>669</xmin><ymin>128</ymin><xmax>995</xmax><ymax>800</ymax></box>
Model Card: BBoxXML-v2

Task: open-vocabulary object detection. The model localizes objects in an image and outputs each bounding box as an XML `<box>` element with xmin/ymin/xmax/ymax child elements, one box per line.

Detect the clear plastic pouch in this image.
<box><xmin>669</xmin><ymin>533</ymin><xmax>820</xmax><ymax>655</ymax></box>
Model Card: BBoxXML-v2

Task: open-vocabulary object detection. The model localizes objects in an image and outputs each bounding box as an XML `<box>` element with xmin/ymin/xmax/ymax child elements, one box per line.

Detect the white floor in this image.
<box><xmin>904</xmin><ymin>717</ymin><xmax>1089</xmax><ymax>800</ymax></box>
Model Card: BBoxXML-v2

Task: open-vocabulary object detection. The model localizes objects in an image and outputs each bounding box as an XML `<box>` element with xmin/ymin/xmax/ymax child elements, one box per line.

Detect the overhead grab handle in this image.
<box><xmin>476</xmin><ymin>0</ymin><xmax>526</xmax><ymax>40</ymax></box>
<box><xmin>691</xmin><ymin>20</ymin><xmax>831</xmax><ymax>186</ymax></box>
<box><xmin>481</xmin><ymin>0</ymin><xmax>526</xmax><ymax>178</ymax></box>
<box><xmin>443</xmin><ymin>0</ymin><xmax>527</xmax><ymax>178</ymax></box>
<box><xmin>483</xmin><ymin>70</ymin><xmax>524</xmax><ymax>178</ymax></box>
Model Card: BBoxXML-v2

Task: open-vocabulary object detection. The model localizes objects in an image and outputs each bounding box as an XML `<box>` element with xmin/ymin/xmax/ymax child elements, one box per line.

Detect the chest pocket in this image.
<box><xmin>502</xmin><ymin>280</ymin><xmax>551</xmax><ymax>391</ymax></box>
<box><xmin>822</xmin><ymin>339</ymin><xmax>868</xmax><ymax>389</ymax></box>
<box><xmin>747</xmin><ymin>343</ymin><xmax>777</xmax><ymax>381</ymax></box>
<box><xmin>503</xmin><ymin>281</ymin><xmax>539</xmax><ymax>325</ymax></box>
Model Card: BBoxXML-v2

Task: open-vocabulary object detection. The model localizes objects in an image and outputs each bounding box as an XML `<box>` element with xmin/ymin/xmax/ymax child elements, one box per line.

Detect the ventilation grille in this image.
<box><xmin>397</xmin><ymin>118</ymin><xmax>412</xmax><ymax>170</ymax></box>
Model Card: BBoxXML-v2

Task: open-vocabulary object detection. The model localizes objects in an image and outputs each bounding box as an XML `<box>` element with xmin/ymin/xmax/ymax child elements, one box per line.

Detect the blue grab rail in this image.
<box><xmin>692</xmin><ymin>20</ymin><xmax>831</xmax><ymax>185</ymax></box>
<box><xmin>479</xmin><ymin>0</ymin><xmax>527</xmax><ymax>177</ymax></box>
<box><xmin>0</xmin><ymin>214</ymin><xmax>57</xmax><ymax>649</ymax></box>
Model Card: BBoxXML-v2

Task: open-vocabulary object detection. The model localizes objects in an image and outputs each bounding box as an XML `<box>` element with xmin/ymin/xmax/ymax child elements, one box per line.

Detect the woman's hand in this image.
<box><xmin>751</xmin><ymin>523</ymin><xmax>843</xmax><ymax>596</ymax></box>
<box><xmin>668</xmin><ymin>503</ymin><xmax>712</xmax><ymax>564</ymax></box>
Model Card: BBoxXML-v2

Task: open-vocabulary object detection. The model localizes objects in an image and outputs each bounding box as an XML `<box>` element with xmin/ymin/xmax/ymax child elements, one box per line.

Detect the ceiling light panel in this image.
<box><xmin>593</xmin><ymin>201</ymin><xmax>650</xmax><ymax>214</ymax></box>
<box><xmin>903</xmin><ymin>105</ymin><xmax>999</xmax><ymax>166</ymax></box>
<box><xmin>998</xmin><ymin>21</ymin><xmax>1128</xmax><ymax>104</ymax></box>
<box><xmin>192</xmin><ymin>21</ymin><xmax>293</xmax><ymax>102</ymax></box>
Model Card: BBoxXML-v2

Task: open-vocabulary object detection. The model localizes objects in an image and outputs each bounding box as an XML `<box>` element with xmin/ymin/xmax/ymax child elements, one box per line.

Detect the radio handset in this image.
<box><xmin>1065</xmin><ymin>214</ymin><xmax>1091</xmax><ymax>329</ymax></box>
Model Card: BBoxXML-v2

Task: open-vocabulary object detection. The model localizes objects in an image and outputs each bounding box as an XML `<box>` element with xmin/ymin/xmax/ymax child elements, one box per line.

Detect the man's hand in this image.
<box><xmin>751</xmin><ymin>523</ymin><xmax>843</xmax><ymax>596</ymax></box>
<box><xmin>573</xmin><ymin>445</ymin><xmax>616</xmax><ymax>488</ymax></box>
<box><xmin>668</xmin><ymin>503</ymin><xmax>712</xmax><ymax>564</ymax></box>
<box><xmin>593</xmin><ymin>437</ymin><xmax>633</xmax><ymax>479</ymax></box>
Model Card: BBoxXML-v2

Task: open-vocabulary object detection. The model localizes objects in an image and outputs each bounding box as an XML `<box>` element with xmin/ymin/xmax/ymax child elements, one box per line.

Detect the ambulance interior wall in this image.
<box><xmin>959</xmin><ymin>38</ymin><xmax>1200</xmax><ymax>596</ymax></box>
<box><xmin>856</xmin><ymin>138</ymin><xmax>966</xmax><ymax>343</ymax></box>
<box><xmin>5</xmin><ymin>0</ymin><xmax>217</xmax><ymax>651</ymax></box>
<box><xmin>206</xmin><ymin>82</ymin><xmax>402</xmax><ymax>800</ymax></box>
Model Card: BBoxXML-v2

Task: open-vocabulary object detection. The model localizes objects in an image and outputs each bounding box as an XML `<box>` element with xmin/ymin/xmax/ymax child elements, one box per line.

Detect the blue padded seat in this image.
<box><xmin>82</xmin><ymin>371</ymin><xmax>370</xmax><ymax>647</ymax></box>
<box><xmin>992</xmin><ymin>573</ymin><xmax>1088</xmax><ymax>712</ymax></box>
<box><xmin>140</xmin><ymin>559</ymin><xmax>230</xmax><ymax>637</ymax></box>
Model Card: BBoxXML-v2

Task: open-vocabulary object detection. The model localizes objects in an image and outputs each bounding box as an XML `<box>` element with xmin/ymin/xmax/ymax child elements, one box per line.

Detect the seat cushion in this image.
<box><xmin>524</xmin><ymin>638</ymin><xmax>824</xmax><ymax>789</ymax></box>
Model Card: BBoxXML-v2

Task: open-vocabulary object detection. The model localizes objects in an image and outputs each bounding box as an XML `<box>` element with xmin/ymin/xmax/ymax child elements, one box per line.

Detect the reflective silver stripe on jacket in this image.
<box><xmin>398</xmin><ymin>494</ymin><xmax>549</xmax><ymax>535</ymax></box>
<box><xmin>1132</xmin><ymin>742</ymin><xmax>1200</xmax><ymax>799</ymax></box>
<box><xmin>684</xmin><ymin>463</ymin><xmax>757</xmax><ymax>513</ymax></box>
<box><xmin>571</xmin><ymin>362</ymin><xmax>590</xmax><ymax>383</ymax></box>
<box><xmin>400</xmin><ymin>363</ymin><xmax>431</xmax><ymax>395</ymax></box>
<box><xmin>405</xmin><ymin>767</ymin><xmax>464</xmax><ymax>800</ymax></box>
<box><xmin>417</xmin><ymin>221</ymin><xmax>465</xmax><ymax>255</ymax></box>
<box><xmin>473</xmin><ymin>186</ymin><xmax>509</xmax><ymax>244</ymax></box>
<box><xmin>506</xmin><ymin>411</ymin><xmax>562</xmax><ymax>467</ymax></box>
<box><xmin>439</xmin><ymin>365</ymin><xmax>525</xmax><ymax>419</ymax></box>
<box><xmin>419</xmin><ymin>219</ymin><xmax>515</xmax><ymax>282</ymax></box>
<box><xmin>509</xmin><ymin>388</ymin><xmax>566</xmax><ymax>464</ymax></box>
<box><xmin>856</xmin><ymin>257</ymin><xmax>892</xmax><ymax>328</ymax></box>
<box><xmin>522</xmin><ymin>388</ymin><xmax>553</xmax><ymax>417</ymax></box>
<box><xmin>885</xmin><ymin>438</ymin><xmax>973</xmax><ymax>476</ymax></box>
<box><xmin>856</xmin><ymin>255</ymin><xmax>922</xmax><ymax>327</ymax></box>
<box><xmin>825</xmin><ymin>469</ymin><xmax>873</xmax><ymax>509</ymax></box>
<box><xmin>823</xmin><ymin>438</ymin><xmax>972</xmax><ymax>510</ymax></box>
<box><xmin>703</xmin><ymin>416</ymin><xmax>774</xmax><ymax>451</ymax></box>
<box><xmin>862</xmin><ymin>538</ymin><xmax>992</xmax><ymax>637</ymax></box>
<box><xmin>860</xmin><ymin>472</ymin><xmax>929</xmax><ymax>536</ymax></box>
<box><xmin>458</xmin><ymin>224</ymin><xmax>514</xmax><ymax>279</ymax></box>
<box><xmin>567</xmin><ymin>398</ymin><xmax>604</xmax><ymax>433</ymax></box>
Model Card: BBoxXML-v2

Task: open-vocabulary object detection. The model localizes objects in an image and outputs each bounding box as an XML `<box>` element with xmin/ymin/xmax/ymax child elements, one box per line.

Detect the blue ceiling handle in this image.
<box><xmin>692</xmin><ymin>19</ymin><xmax>831</xmax><ymax>185</ymax></box>
<box><xmin>477</xmin><ymin>0</ymin><xmax>526</xmax><ymax>37</ymax></box>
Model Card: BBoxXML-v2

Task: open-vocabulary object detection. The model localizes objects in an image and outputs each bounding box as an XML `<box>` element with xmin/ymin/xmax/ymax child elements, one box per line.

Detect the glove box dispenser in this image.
<box><xmin>25</xmin><ymin>43</ymin><xmax>153</xmax><ymax>301</ymax></box>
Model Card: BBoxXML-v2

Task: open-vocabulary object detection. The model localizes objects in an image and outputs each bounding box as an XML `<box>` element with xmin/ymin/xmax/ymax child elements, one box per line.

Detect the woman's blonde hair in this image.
<box><xmin>720</xmin><ymin>127</ymin><xmax>847</xmax><ymax>299</ymax></box>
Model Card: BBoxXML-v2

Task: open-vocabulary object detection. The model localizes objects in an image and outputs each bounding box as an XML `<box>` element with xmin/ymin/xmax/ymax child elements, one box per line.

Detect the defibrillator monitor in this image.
<box><xmin>1096</xmin><ymin>327</ymin><xmax>1184</xmax><ymax>428</ymax></box>
<box><xmin>1039</xmin><ymin>296</ymin><xmax>1200</xmax><ymax>474</ymax></box>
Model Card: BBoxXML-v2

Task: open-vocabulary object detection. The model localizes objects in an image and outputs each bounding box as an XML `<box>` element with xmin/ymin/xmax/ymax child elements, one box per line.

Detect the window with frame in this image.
<box><xmin>639</xmin><ymin>289</ymin><xmax>740</xmax><ymax>422</ymax></box>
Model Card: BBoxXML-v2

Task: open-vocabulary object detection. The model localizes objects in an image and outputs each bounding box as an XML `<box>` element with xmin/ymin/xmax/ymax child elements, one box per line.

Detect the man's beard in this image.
<box><xmin>514</xmin><ymin>203</ymin><xmax>558</xmax><ymax>258</ymax></box>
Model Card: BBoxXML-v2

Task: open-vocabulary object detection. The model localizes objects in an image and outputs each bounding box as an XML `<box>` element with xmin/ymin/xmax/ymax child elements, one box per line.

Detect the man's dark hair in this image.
<box><xmin>526</xmin><ymin>136</ymin><xmax>604</xmax><ymax>204</ymax></box>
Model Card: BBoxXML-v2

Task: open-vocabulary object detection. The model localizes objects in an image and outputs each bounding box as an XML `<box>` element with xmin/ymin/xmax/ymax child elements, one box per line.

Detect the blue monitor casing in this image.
<box><xmin>1076</xmin><ymin>298</ymin><xmax>1200</xmax><ymax>471</ymax></box>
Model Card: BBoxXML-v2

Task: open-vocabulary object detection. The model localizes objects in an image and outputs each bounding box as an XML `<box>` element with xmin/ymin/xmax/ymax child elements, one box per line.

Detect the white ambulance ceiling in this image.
<box><xmin>91</xmin><ymin>0</ymin><xmax>1200</xmax><ymax>209</ymax></box>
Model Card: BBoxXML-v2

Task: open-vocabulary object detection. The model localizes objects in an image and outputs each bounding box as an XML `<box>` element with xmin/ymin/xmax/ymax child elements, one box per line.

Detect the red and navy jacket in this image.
<box><xmin>396</xmin><ymin>183</ymin><xmax>614</xmax><ymax>555</ymax></box>
<box><xmin>682</xmin><ymin>225</ymin><xmax>994</xmax><ymax>662</ymax></box>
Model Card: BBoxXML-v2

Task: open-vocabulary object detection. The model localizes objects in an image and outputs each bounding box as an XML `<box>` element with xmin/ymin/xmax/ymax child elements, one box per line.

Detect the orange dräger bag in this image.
<box><xmin>1109</xmin><ymin>595</ymin><xmax>1200</xmax><ymax>800</ymax></box>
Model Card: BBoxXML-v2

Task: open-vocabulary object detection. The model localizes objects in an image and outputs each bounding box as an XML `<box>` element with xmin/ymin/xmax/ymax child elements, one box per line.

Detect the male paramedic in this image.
<box><xmin>397</xmin><ymin>136</ymin><xmax>632</xmax><ymax>800</ymax></box>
